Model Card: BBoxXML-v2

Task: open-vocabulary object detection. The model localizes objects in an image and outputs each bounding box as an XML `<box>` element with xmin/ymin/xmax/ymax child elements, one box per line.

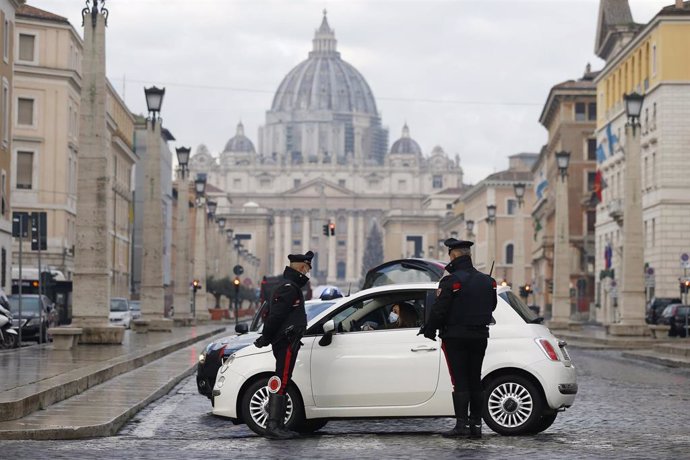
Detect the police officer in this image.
<box><xmin>253</xmin><ymin>250</ymin><xmax>313</xmax><ymax>440</ymax></box>
<box><xmin>421</xmin><ymin>238</ymin><xmax>497</xmax><ymax>438</ymax></box>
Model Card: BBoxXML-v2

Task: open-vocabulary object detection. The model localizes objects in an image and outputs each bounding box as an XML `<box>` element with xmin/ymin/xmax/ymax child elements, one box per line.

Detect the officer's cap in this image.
<box><xmin>288</xmin><ymin>251</ymin><xmax>314</xmax><ymax>267</ymax></box>
<box><xmin>444</xmin><ymin>238</ymin><xmax>474</xmax><ymax>254</ymax></box>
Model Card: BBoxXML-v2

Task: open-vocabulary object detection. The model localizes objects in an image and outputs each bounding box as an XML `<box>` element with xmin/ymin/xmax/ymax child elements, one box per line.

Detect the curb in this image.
<box><xmin>621</xmin><ymin>351</ymin><xmax>690</xmax><ymax>369</ymax></box>
<box><xmin>0</xmin><ymin>326</ymin><xmax>226</xmax><ymax>422</ymax></box>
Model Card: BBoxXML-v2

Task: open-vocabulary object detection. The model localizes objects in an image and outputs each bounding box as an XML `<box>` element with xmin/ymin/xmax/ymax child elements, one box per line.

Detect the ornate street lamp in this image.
<box><xmin>175</xmin><ymin>146</ymin><xmax>191</xmax><ymax>178</ymax></box>
<box><xmin>555</xmin><ymin>151</ymin><xmax>571</xmax><ymax>180</ymax></box>
<box><xmin>144</xmin><ymin>86</ymin><xmax>165</xmax><ymax>125</ymax></box>
<box><xmin>207</xmin><ymin>200</ymin><xmax>217</xmax><ymax>216</ymax></box>
<box><xmin>466</xmin><ymin>219</ymin><xmax>475</xmax><ymax>234</ymax></box>
<box><xmin>217</xmin><ymin>217</ymin><xmax>226</xmax><ymax>229</ymax></box>
<box><xmin>624</xmin><ymin>92</ymin><xmax>644</xmax><ymax>124</ymax></box>
<box><xmin>194</xmin><ymin>174</ymin><xmax>206</xmax><ymax>196</ymax></box>
<box><xmin>513</xmin><ymin>182</ymin><xmax>526</xmax><ymax>206</ymax></box>
<box><xmin>486</xmin><ymin>204</ymin><xmax>497</xmax><ymax>223</ymax></box>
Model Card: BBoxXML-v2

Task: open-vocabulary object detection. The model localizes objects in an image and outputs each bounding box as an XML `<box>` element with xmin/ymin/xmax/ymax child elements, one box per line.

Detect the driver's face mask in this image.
<box><xmin>389</xmin><ymin>311</ymin><xmax>399</xmax><ymax>323</ymax></box>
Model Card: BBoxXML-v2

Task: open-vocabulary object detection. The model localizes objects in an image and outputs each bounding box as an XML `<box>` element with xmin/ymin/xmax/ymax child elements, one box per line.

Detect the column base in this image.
<box><xmin>133</xmin><ymin>318</ymin><xmax>174</xmax><ymax>333</ymax></box>
<box><xmin>606</xmin><ymin>323</ymin><xmax>650</xmax><ymax>337</ymax></box>
<box><xmin>173</xmin><ymin>316</ymin><xmax>196</xmax><ymax>327</ymax></box>
<box><xmin>76</xmin><ymin>326</ymin><xmax>125</xmax><ymax>344</ymax></box>
<box><xmin>546</xmin><ymin>319</ymin><xmax>571</xmax><ymax>330</ymax></box>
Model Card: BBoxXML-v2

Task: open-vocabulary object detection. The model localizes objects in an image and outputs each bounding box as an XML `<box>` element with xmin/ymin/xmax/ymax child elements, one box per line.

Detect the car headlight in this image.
<box><xmin>216</xmin><ymin>376</ymin><xmax>226</xmax><ymax>389</ymax></box>
<box><xmin>198</xmin><ymin>353</ymin><xmax>206</xmax><ymax>364</ymax></box>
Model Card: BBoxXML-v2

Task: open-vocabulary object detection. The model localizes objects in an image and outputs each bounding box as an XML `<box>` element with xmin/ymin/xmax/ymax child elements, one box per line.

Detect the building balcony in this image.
<box><xmin>607</xmin><ymin>198</ymin><xmax>623</xmax><ymax>225</ymax></box>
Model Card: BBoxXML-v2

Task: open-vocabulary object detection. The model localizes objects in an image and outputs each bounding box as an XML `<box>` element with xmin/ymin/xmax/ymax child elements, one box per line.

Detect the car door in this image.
<box><xmin>310</xmin><ymin>289</ymin><xmax>441</xmax><ymax>408</ymax></box>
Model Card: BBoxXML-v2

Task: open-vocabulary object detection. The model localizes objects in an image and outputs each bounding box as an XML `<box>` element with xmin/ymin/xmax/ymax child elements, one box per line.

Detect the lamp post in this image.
<box><xmin>550</xmin><ymin>151</ymin><xmax>571</xmax><ymax>329</ymax></box>
<box><xmin>173</xmin><ymin>146</ymin><xmax>193</xmax><ymax>326</ymax></box>
<box><xmin>136</xmin><ymin>86</ymin><xmax>171</xmax><ymax>332</ymax></box>
<box><xmin>486</xmin><ymin>205</ymin><xmax>496</xmax><ymax>273</ymax></box>
<box><xmin>513</xmin><ymin>182</ymin><xmax>526</xmax><ymax>296</ymax></box>
<box><xmin>610</xmin><ymin>92</ymin><xmax>647</xmax><ymax>335</ymax></box>
<box><xmin>465</xmin><ymin>219</ymin><xmax>475</xmax><ymax>260</ymax></box>
<box><xmin>192</xmin><ymin>174</ymin><xmax>210</xmax><ymax>320</ymax></box>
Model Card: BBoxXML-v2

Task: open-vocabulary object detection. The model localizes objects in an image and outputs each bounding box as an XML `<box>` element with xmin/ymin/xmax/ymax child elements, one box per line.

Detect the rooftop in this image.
<box><xmin>17</xmin><ymin>4</ymin><xmax>69</xmax><ymax>24</ymax></box>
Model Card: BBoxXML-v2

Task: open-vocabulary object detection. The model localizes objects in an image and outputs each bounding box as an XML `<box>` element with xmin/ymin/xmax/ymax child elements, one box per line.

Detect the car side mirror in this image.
<box><xmin>235</xmin><ymin>323</ymin><xmax>249</xmax><ymax>335</ymax></box>
<box><xmin>319</xmin><ymin>319</ymin><xmax>335</xmax><ymax>347</ymax></box>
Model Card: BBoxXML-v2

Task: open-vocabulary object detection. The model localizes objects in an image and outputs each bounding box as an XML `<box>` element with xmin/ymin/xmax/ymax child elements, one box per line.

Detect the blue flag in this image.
<box><xmin>606</xmin><ymin>123</ymin><xmax>618</xmax><ymax>157</ymax></box>
<box><xmin>596</xmin><ymin>144</ymin><xmax>606</xmax><ymax>163</ymax></box>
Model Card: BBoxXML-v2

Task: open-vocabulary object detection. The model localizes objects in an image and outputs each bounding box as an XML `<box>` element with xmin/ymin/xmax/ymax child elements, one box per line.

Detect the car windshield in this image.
<box><xmin>8</xmin><ymin>296</ymin><xmax>40</xmax><ymax>314</ymax></box>
<box><xmin>110</xmin><ymin>299</ymin><xmax>128</xmax><ymax>312</ymax></box>
<box><xmin>499</xmin><ymin>291</ymin><xmax>540</xmax><ymax>323</ymax></box>
<box><xmin>129</xmin><ymin>302</ymin><xmax>141</xmax><ymax>310</ymax></box>
<box><xmin>251</xmin><ymin>300</ymin><xmax>335</xmax><ymax>332</ymax></box>
<box><xmin>662</xmin><ymin>305</ymin><xmax>678</xmax><ymax>317</ymax></box>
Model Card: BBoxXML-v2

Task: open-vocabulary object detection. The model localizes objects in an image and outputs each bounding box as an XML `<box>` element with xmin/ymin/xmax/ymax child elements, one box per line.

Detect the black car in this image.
<box><xmin>646</xmin><ymin>297</ymin><xmax>681</xmax><ymax>324</ymax></box>
<box><xmin>362</xmin><ymin>258</ymin><xmax>447</xmax><ymax>290</ymax></box>
<box><xmin>196</xmin><ymin>299</ymin><xmax>335</xmax><ymax>401</ymax></box>
<box><xmin>8</xmin><ymin>294</ymin><xmax>58</xmax><ymax>343</ymax></box>
<box><xmin>669</xmin><ymin>305</ymin><xmax>690</xmax><ymax>338</ymax></box>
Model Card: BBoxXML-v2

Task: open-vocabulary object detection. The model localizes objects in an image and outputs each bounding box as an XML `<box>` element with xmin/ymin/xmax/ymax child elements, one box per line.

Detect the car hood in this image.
<box><xmin>109</xmin><ymin>311</ymin><xmax>130</xmax><ymax>319</ymax></box>
<box><xmin>205</xmin><ymin>332</ymin><xmax>260</xmax><ymax>356</ymax></box>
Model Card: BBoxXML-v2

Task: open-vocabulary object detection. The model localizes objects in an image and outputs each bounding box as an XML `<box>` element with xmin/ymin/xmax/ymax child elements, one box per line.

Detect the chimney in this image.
<box><xmin>677</xmin><ymin>0</ymin><xmax>684</xmax><ymax>10</ymax></box>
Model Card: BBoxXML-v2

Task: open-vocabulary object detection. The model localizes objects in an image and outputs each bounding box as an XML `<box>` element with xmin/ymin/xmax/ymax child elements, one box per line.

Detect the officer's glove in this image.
<box><xmin>418</xmin><ymin>325</ymin><xmax>436</xmax><ymax>342</ymax></box>
<box><xmin>253</xmin><ymin>336</ymin><xmax>269</xmax><ymax>348</ymax></box>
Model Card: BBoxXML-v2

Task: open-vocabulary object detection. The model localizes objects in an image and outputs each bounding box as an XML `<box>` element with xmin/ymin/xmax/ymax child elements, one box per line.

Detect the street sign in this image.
<box><xmin>681</xmin><ymin>253</ymin><xmax>690</xmax><ymax>269</ymax></box>
<box><xmin>233</xmin><ymin>265</ymin><xmax>244</xmax><ymax>276</ymax></box>
<box><xmin>243</xmin><ymin>277</ymin><xmax>253</xmax><ymax>287</ymax></box>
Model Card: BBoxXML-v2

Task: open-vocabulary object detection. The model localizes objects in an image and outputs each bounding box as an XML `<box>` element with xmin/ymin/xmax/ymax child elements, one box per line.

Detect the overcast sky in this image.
<box><xmin>30</xmin><ymin>0</ymin><xmax>671</xmax><ymax>184</ymax></box>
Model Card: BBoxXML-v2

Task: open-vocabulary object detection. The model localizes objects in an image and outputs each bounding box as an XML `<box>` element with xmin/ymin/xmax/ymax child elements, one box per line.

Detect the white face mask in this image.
<box><xmin>389</xmin><ymin>312</ymin><xmax>399</xmax><ymax>323</ymax></box>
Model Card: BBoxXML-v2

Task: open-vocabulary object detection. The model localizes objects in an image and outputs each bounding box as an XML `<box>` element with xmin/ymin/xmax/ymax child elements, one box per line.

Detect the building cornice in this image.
<box><xmin>14</xmin><ymin>65</ymin><xmax>82</xmax><ymax>93</ymax></box>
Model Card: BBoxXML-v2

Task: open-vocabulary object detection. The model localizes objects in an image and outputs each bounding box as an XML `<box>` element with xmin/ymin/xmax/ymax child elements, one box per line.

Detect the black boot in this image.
<box><xmin>442</xmin><ymin>392</ymin><xmax>471</xmax><ymax>438</ymax></box>
<box><xmin>469</xmin><ymin>390</ymin><xmax>484</xmax><ymax>439</ymax></box>
<box><xmin>264</xmin><ymin>393</ymin><xmax>296</xmax><ymax>440</ymax></box>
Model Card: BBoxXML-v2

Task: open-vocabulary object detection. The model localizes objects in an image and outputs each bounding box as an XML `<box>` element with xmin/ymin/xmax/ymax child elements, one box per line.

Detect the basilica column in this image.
<box><xmin>302</xmin><ymin>212</ymin><xmax>311</xmax><ymax>253</ymax></box>
<box><xmin>356</xmin><ymin>211</ymin><xmax>365</xmax><ymax>282</ymax></box>
<box><xmin>273</xmin><ymin>213</ymin><xmax>282</xmax><ymax>275</ymax></box>
<box><xmin>283</xmin><ymin>212</ymin><xmax>292</xmax><ymax>264</ymax></box>
<box><xmin>327</xmin><ymin>214</ymin><xmax>337</xmax><ymax>283</ymax></box>
<box><xmin>346</xmin><ymin>212</ymin><xmax>356</xmax><ymax>281</ymax></box>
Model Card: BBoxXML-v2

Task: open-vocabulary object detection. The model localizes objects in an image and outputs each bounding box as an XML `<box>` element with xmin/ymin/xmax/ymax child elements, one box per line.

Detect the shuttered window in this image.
<box><xmin>18</xmin><ymin>33</ymin><xmax>35</xmax><ymax>61</ymax></box>
<box><xmin>17</xmin><ymin>98</ymin><xmax>34</xmax><ymax>125</ymax></box>
<box><xmin>16</xmin><ymin>151</ymin><xmax>33</xmax><ymax>189</ymax></box>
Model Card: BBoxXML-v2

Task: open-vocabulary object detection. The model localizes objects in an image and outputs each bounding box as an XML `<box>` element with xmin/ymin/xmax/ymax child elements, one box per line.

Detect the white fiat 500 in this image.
<box><xmin>212</xmin><ymin>283</ymin><xmax>577</xmax><ymax>436</ymax></box>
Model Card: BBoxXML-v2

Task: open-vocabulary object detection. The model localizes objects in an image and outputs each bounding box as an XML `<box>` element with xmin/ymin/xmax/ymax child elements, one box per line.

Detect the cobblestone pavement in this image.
<box><xmin>2</xmin><ymin>348</ymin><xmax>689</xmax><ymax>459</ymax></box>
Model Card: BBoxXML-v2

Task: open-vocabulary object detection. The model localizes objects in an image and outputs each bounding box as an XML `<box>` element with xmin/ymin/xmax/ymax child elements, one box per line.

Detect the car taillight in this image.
<box><xmin>536</xmin><ymin>338</ymin><xmax>560</xmax><ymax>361</ymax></box>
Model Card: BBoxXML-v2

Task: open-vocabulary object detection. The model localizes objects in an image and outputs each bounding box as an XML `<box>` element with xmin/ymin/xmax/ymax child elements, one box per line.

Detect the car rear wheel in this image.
<box><xmin>484</xmin><ymin>374</ymin><xmax>544</xmax><ymax>436</ymax></box>
<box><xmin>241</xmin><ymin>377</ymin><xmax>305</xmax><ymax>436</ymax></box>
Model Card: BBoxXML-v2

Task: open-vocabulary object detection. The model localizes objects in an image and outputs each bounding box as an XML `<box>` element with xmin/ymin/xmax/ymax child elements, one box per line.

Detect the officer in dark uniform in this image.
<box><xmin>253</xmin><ymin>250</ymin><xmax>313</xmax><ymax>440</ymax></box>
<box><xmin>421</xmin><ymin>238</ymin><xmax>497</xmax><ymax>439</ymax></box>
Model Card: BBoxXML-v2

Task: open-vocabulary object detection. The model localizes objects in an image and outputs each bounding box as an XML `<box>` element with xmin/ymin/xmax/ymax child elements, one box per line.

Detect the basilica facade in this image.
<box><xmin>188</xmin><ymin>13</ymin><xmax>466</xmax><ymax>287</ymax></box>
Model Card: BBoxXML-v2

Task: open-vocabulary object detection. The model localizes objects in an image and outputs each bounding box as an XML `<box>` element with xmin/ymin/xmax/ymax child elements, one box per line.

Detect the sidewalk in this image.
<box><xmin>550</xmin><ymin>324</ymin><xmax>690</xmax><ymax>368</ymax></box>
<box><xmin>0</xmin><ymin>324</ymin><xmax>227</xmax><ymax>423</ymax></box>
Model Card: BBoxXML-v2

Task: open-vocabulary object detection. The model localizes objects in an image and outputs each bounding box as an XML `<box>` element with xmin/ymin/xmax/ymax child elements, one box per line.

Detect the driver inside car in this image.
<box><xmin>361</xmin><ymin>301</ymin><xmax>418</xmax><ymax>330</ymax></box>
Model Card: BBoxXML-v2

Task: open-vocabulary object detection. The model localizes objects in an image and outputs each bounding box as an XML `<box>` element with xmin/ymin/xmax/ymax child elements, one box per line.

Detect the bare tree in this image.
<box><xmin>361</xmin><ymin>223</ymin><xmax>384</xmax><ymax>280</ymax></box>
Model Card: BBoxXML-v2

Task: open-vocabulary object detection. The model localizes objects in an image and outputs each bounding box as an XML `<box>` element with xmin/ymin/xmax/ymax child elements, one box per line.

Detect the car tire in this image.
<box><xmin>527</xmin><ymin>411</ymin><xmax>558</xmax><ymax>434</ymax></box>
<box><xmin>296</xmin><ymin>419</ymin><xmax>328</xmax><ymax>434</ymax></box>
<box><xmin>241</xmin><ymin>377</ymin><xmax>305</xmax><ymax>437</ymax></box>
<box><xmin>483</xmin><ymin>374</ymin><xmax>544</xmax><ymax>436</ymax></box>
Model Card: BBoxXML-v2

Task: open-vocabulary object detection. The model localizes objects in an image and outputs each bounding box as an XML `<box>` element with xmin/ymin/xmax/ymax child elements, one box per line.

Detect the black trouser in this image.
<box><xmin>441</xmin><ymin>337</ymin><xmax>487</xmax><ymax>392</ymax></box>
<box><xmin>272</xmin><ymin>339</ymin><xmax>301</xmax><ymax>395</ymax></box>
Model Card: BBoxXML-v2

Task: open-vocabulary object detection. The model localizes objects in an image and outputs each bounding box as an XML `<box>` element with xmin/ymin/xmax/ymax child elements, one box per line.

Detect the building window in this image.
<box><xmin>1</xmin><ymin>170</ymin><xmax>5</xmax><ymax>216</ymax></box>
<box><xmin>16</xmin><ymin>151</ymin><xmax>34</xmax><ymax>189</ymax></box>
<box><xmin>586</xmin><ymin>210</ymin><xmax>595</xmax><ymax>233</ymax></box>
<box><xmin>367</xmin><ymin>179</ymin><xmax>380</xmax><ymax>189</ymax></box>
<box><xmin>18</xmin><ymin>33</ymin><xmax>35</xmax><ymax>62</ymax></box>
<box><xmin>505</xmin><ymin>243</ymin><xmax>514</xmax><ymax>265</ymax></box>
<box><xmin>432</xmin><ymin>175</ymin><xmax>443</xmax><ymax>189</ymax></box>
<box><xmin>17</xmin><ymin>97</ymin><xmax>34</xmax><ymax>126</ymax></box>
<box><xmin>338</xmin><ymin>179</ymin><xmax>346</xmax><ymax>188</ymax></box>
<box><xmin>2</xmin><ymin>80</ymin><xmax>8</xmax><ymax>145</ymax></box>
<box><xmin>587</xmin><ymin>171</ymin><xmax>596</xmax><ymax>191</ymax></box>
<box><xmin>588</xmin><ymin>102</ymin><xmax>597</xmax><ymax>121</ymax></box>
<box><xmin>587</xmin><ymin>138</ymin><xmax>597</xmax><ymax>161</ymax></box>
<box><xmin>293</xmin><ymin>179</ymin><xmax>301</xmax><ymax>188</ymax></box>
<box><xmin>260</xmin><ymin>178</ymin><xmax>271</xmax><ymax>188</ymax></box>
<box><xmin>575</xmin><ymin>103</ymin><xmax>586</xmax><ymax>121</ymax></box>
<box><xmin>446</xmin><ymin>203</ymin><xmax>453</xmax><ymax>210</ymax></box>
<box><xmin>3</xmin><ymin>19</ymin><xmax>9</xmax><ymax>63</ymax></box>
<box><xmin>337</xmin><ymin>261</ymin><xmax>346</xmax><ymax>280</ymax></box>
<box><xmin>507</xmin><ymin>199</ymin><xmax>517</xmax><ymax>215</ymax></box>
<box><xmin>651</xmin><ymin>218</ymin><xmax>655</xmax><ymax>247</ymax></box>
<box><xmin>233</xmin><ymin>178</ymin><xmax>241</xmax><ymax>188</ymax></box>
<box><xmin>652</xmin><ymin>44</ymin><xmax>657</xmax><ymax>76</ymax></box>
<box><xmin>398</xmin><ymin>179</ymin><xmax>407</xmax><ymax>191</ymax></box>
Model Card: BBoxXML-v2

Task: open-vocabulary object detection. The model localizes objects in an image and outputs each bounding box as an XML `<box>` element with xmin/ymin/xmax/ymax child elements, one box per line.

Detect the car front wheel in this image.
<box><xmin>483</xmin><ymin>374</ymin><xmax>544</xmax><ymax>436</ymax></box>
<box><xmin>241</xmin><ymin>377</ymin><xmax>305</xmax><ymax>437</ymax></box>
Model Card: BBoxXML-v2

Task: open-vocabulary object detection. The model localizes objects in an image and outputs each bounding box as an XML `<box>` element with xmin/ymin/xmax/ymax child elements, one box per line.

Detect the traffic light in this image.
<box><xmin>329</xmin><ymin>222</ymin><xmax>335</xmax><ymax>236</ymax></box>
<box><xmin>322</xmin><ymin>224</ymin><xmax>329</xmax><ymax>236</ymax></box>
<box><xmin>680</xmin><ymin>279</ymin><xmax>690</xmax><ymax>294</ymax></box>
<box><xmin>519</xmin><ymin>284</ymin><xmax>531</xmax><ymax>298</ymax></box>
<box><xmin>545</xmin><ymin>279</ymin><xmax>554</xmax><ymax>294</ymax></box>
<box><xmin>233</xmin><ymin>277</ymin><xmax>241</xmax><ymax>290</ymax></box>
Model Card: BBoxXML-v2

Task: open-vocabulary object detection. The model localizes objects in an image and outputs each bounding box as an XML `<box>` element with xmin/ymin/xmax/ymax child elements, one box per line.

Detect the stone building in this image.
<box><xmin>0</xmin><ymin>0</ymin><xmax>22</xmax><ymax>292</ymax></box>
<box><xmin>593</xmin><ymin>0</ymin><xmax>690</xmax><ymax>324</ymax></box>
<box><xmin>189</xmin><ymin>13</ymin><xmax>464</xmax><ymax>288</ymax></box>
<box><xmin>531</xmin><ymin>67</ymin><xmax>598</xmax><ymax>320</ymax></box>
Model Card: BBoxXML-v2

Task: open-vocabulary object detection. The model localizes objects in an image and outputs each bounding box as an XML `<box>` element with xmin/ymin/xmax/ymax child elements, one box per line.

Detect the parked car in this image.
<box><xmin>211</xmin><ymin>283</ymin><xmax>577</xmax><ymax>437</ymax></box>
<box><xmin>197</xmin><ymin>299</ymin><xmax>337</xmax><ymax>400</ymax></box>
<box><xmin>8</xmin><ymin>294</ymin><xmax>58</xmax><ymax>343</ymax></box>
<box><xmin>129</xmin><ymin>300</ymin><xmax>141</xmax><ymax>320</ymax></box>
<box><xmin>109</xmin><ymin>297</ymin><xmax>132</xmax><ymax>329</ymax></box>
<box><xmin>658</xmin><ymin>303</ymin><xmax>684</xmax><ymax>326</ymax></box>
<box><xmin>669</xmin><ymin>305</ymin><xmax>690</xmax><ymax>338</ymax></box>
<box><xmin>646</xmin><ymin>297</ymin><xmax>681</xmax><ymax>324</ymax></box>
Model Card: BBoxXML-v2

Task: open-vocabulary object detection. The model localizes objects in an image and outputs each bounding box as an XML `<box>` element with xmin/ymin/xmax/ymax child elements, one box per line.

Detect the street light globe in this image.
<box><xmin>513</xmin><ymin>182</ymin><xmax>526</xmax><ymax>201</ymax></box>
<box><xmin>217</xmin><ymin>217</ymin><xmax>226</xmax><ymax>229</ymax></box>
<box><xmin>624</xmin><ymin>92</ymin><xmax>644</xmax><ymax>120</ymax></box>
<box><xmin>555</xmin><ymin>151</ymin><xmax>571</xmax><ymax>176</ymax></box>
<box><xmin>194</xmin><ymin>175</ymin><xmax>206</xmax><ymax>195</ymax></box>
<box><xmin>144</xmin><ymin>86</ymin><xmax>165</xmax><ymax>114</ymax></box>
<box><xmin>487</xmin><ymin>204</ymin><xmax>497</xmax><ymax>221</ymax></box>
<box><xmin>175</xmin><ymin>146</ymin><xmax>191</xmax><ymax>169</ymax></box>
<box><xmin>207</xmin><ymin>200</ymin><xmax>218</xmax><ymax>215</ymax></box>
<box><xmin>466</xmin><ymin>219</ymin><xmax>475</xmax><ymax>233</ymax></box>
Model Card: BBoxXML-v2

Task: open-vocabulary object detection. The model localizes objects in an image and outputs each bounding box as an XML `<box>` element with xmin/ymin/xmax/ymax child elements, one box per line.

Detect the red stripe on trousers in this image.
<box><xmin>441</xmin><ymin>341</ymin><xmax>456</xmax><ymax>391</ymax></box>
<box><xmin>279</xmin><ymin>347</ymin><xmax>293</xmax><ymax>395</ymax></box>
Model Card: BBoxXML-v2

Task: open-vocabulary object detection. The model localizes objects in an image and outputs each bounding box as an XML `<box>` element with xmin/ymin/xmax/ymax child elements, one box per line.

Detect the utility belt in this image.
<box><xmin>282</xmin><ymin>325</ymin><xmax>306</xmax><ymax>348</ymax></box>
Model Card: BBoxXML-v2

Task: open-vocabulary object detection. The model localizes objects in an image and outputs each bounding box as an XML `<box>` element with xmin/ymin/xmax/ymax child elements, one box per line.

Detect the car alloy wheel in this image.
<box><xmin>248</xmin><ymin>384</ymin><xmax>294</xmax><ymax>429</ymax></box>
<box><xmin>484</xmin><ymin>374</ymin><xmax>544</xmax><ymax>436</ymax></box>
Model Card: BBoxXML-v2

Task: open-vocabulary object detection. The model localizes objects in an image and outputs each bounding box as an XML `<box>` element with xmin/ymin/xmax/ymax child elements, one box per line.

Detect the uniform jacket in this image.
<box><xmin>427</xmin><ymin>256</ymin><xmax>497</xmax><ymax>339</ymax></box>
<box><xmin>260</xmin><ymin>266</ymin><xmax>308</xmax><ymax>344</ymax></box>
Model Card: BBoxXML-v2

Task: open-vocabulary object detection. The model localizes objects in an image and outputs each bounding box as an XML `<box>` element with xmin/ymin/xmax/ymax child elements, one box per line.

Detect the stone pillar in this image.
<box><xmin>302</xmin><ymin>212</ymin><xmax>311</xmax><ymax>254</ymax></box>
<box><xmin>346</xmin><ymin>212</ymin><xmax>356</xmax><ymax>281</ymax></box>
<box><xmin>609</xmin><ymin>123</ymin><xmax>647</xmax><ymax>336</ymax></box>
<box><xmin>173</xmin><ymin>175</ymin><xmax>192</xmax><ymax>326</ymax></box>
<box><xmin>327</xmin><ymin>215</ymin><xmax>337</xmax><ymax>283</ymax></box>
<box><xmin>192</xmin><ymin>202</ymin><xmax>209</xmax><ymax>320</ymax></box>
<box><xmin>273</xmin><ymin>213</ymin><xmax>282</xmax><ymax>276</ymax></box>
<box><xmin>356</xmin><ymin>212</ymin><xmax>365</xmax><ymax>282</ymax></box>
<box><xmin>71</xmin><ymin>4</ymin><xmax>123</xmax><ymax>344</ymax></box>
<box><xmin>486</xmin><ymin>220</ymin><xmax>496</xmax><ymax>275</ymax></box>
<box><xmin>513</xmin><ymin>203</ymin><xmax>525</xmax><ymax>290</ymax></box>
<box><xmin>550</xmin><ymin>171</ymin><xmax>571</xmax><ymax>329</ymax></box>
<box><xmin>283</xmin><ymin>212</ymin><xmax>292</xmax><ymax>263</ymax></box>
